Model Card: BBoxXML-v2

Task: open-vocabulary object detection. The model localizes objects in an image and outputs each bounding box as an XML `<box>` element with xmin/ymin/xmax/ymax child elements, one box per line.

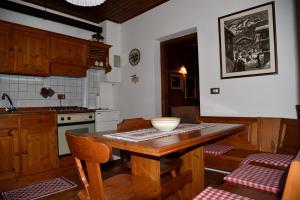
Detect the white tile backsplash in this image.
<box><xmin>0</xmin><ymin>74</ymin><xmax>84</xmax><ymax>107</ymax></box>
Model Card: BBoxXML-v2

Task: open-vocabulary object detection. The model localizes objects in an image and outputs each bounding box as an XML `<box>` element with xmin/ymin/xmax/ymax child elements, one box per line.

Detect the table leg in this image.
<box><xmin>180</xmin><ymin>146</ymin><xmax>204</xmax><ymax>199</ymax></box>
<box><xmin>131</xmin><ymin>154</ymin><xmax>161</xmax><ymax>188</ymax></box>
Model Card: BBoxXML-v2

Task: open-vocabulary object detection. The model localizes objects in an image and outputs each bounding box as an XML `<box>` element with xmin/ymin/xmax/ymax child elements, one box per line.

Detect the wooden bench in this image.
<box><xmin>197</xmin><ymin>116</ymin><xmax>300</xmax><ymax>172</ymax></box>
<box><xmin>196</xmin><ymin>150</ymin><xmax>300</xmax><ymax>200</ymax></box>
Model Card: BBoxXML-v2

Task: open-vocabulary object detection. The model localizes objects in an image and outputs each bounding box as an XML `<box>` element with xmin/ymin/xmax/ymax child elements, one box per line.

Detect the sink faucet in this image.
<box><xmin>1</xmin><ymin>93</ymin><xmax>16</xmax><ymax>112</ymax></box>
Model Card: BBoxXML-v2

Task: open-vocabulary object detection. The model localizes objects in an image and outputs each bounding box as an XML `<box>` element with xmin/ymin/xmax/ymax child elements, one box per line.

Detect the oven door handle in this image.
<box><xmin>57</xmin><ymin>121</ymin><xmax>95</xmax><ymax>127</ymax></box>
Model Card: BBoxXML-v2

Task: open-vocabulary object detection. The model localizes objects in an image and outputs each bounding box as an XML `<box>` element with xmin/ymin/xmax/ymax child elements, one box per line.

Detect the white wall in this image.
<box><xmin>120</xmin><ymin>0</ymin><xmax>299</xmax><ymax>119</ymax></box>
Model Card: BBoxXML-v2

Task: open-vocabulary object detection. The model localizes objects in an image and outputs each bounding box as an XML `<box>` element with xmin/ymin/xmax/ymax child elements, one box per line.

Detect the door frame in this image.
<box><xmin>160</xmin><ymin>33</ymin><xmax>198</xmax><ymax>117</ymax></box>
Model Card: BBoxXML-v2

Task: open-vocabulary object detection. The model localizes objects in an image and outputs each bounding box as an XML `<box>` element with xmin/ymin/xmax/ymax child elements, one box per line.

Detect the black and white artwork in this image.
<box><xmin>219</xmin><ymin>2</ymin><xmax>277</xmax><ymax>79</ymax></box>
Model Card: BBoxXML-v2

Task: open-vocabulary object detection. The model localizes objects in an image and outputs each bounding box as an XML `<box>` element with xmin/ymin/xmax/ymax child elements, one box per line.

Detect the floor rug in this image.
<box><xmin>1</xmin><ymin>177</ymin><xmax>77</xmax><ymax>200</ymax></box>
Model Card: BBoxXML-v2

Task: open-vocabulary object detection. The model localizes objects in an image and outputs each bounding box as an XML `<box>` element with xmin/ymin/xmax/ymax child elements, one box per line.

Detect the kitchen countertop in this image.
<box><xmin>0</xmin><ymin>107</ymin><xmax>96</xmax><ymax>115</ymax></box>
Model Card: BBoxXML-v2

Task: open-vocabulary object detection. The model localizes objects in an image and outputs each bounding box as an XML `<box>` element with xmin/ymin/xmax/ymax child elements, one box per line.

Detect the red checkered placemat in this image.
<box><xmin>241</xmin><ymin>153</ymin><xmax>294</xmax><ymax>168</ymax></box>
<box><xmin>204</xmin><ymin>144</ymin><xmax>233</xmax><ymax>156</ymax></box>
<box><xmin>193</xmin><ymin>187</ymin><xmax>253</xmax><ymax>200</ymax></box>
<box><xmin>1</xmin><ymin>177</ymin><xmax>77</xmax><ymax>200</ymax></box>
<box><xmin>224</xmin><ymin>164</ymin><xmax>286</xmax><ymax>194</ymax></box>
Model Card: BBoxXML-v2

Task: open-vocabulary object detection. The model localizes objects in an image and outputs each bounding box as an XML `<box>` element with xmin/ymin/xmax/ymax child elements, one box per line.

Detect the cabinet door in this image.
<box><xmin>0</xmin><ymin>22</ymin><xmax>13</xmax><ymax>73</ymax></box>
<box><xmin>13</xmin><ymin>29</ymin><xmax>50</xmax><ymax>76</ymax></box>
<box><xmin>50</xmin><ymin>36</ymin><xmax>87</xmax><ymax>66</ymax></box>
<box><xmin>0</xmin><ymin>116</ymin><xmax>20</xmax><ymax>181</ymax></box>
<box><xmin>20</xmin><ymin>114</ymin><xmax>57</xmax><ymax>175</ymax></box>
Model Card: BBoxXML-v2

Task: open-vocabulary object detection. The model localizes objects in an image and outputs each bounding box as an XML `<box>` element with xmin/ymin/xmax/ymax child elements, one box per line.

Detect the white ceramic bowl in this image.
<box><xmin>151</xmin><ymin>117</ymin><xmax>181</xmax><ymax>132</ymax></box>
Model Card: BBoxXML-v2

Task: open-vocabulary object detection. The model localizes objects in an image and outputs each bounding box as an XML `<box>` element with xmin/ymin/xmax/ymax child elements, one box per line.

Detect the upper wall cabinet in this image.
<box><xmin>12</xmin><ymin>27</ymin><xmax>50</xmax><ymax>76</ymax></box>
<box><xmin>87</xmin><ymin>42</ymin><xmax>112</xmax><ymax>74</ymax></box>
<box><xmin>0</xmin><ymin>20</ymin><xmax>112</xmax><ymax>78</ymax></box>
<box><xmin>0</xmin><ymin>21</ymin><xmax>13</xmax><ymax>73</ymax></box>
<box><xmin>50</xmin><ymin>36</ymin><xmax>87</xmax><ymax>66</ymax></box>
<box><xmin>50</xmin><ymin>36</ymin><xmax>87</xmax><ymax>77</ymax></box>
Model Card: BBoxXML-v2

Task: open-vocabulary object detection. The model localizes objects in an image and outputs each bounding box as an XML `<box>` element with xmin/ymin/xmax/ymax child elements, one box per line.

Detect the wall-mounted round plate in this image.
<box><xmin>129</xmin><ymin>48</ymin><xmax>140</xmax><ymax>66</ymax></box>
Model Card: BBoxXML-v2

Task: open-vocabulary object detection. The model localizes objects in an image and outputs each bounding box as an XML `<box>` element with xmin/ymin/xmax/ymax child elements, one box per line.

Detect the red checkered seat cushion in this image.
<box><xmin>193</xmin><ymin>187</ymin><xmax>253</xmax><ymax>200</ymax></box>
<box><xmin>224</xmin><ymin>164</ymin><xmax>286</xmax><ymax>194</ymax></box>
<box><xmin>204</xmin><ymin>144</ymin><xmax>233</xmax><ymax>156</ymax></box>
<box><xmin>241</xmin><ymin>153</ymin><xmax>294</xmax><ymax>168</ymax></box>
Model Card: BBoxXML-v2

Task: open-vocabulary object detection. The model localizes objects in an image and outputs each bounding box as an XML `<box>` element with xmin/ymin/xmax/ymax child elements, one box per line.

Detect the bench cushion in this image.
<box><xmin>241</xmin><ymin>153</ymin><xmax>294</xmax><ymax>168</ymax></box>
<box><xmin>204</xmin><ymin>144</ymin><xmax>234</xmax><ymax>156</ymax></box>
<box><xmin>193</xmin><ymin>187</ymin><xmax>253</xmax><ymax>200</ymax></box>
<box><xmin>224</xmin><ymin>164</ymin><xmax>286</xmax><ymax>194</ymax></box>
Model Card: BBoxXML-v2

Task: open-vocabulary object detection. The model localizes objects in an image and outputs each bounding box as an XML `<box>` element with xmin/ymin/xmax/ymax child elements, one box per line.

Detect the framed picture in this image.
<box><xmin>218</xmin><ymin>2</ymin><xmax>277</xmax><ymax>79</ymax></box>
<box><xmin>185</xmin><ymin>76</ymin><xmax>197</xmax><ymax>99</ymax></box>
<box><xmin>170</xmin><ymin>73</ymin><xmax>183</xmax><ymax>90</ymax></box>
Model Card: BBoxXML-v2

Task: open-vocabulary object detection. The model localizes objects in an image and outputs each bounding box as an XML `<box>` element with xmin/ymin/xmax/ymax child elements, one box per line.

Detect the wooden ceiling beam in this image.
<box><xmin>0</xmin><ymin>0</ymin><xmax>102</xmax><ymax>33</ymax></box>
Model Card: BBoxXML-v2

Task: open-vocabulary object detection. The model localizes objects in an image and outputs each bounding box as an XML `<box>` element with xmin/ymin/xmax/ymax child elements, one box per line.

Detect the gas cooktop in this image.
<box><xmin>49</xmin><ymin>106</ymin><xmax>95</xmax><ymax>113</ymax></box>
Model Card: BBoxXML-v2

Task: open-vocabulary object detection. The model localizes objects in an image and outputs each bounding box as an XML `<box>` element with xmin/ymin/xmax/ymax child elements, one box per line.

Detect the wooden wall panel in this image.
<box><xmin>259</xmin><ymin>118</ymin><xmax>281</xmax><ymax>153</ymax></box>
<box><xmin>197</xmin><ymin>116</ymin><xmax>259</xmax><ymax>150</ymax></box>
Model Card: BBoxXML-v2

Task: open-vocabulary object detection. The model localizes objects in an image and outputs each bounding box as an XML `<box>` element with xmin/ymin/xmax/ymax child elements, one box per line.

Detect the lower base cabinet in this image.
<box><xmin>0</xmin><ymin>115</ymin><xmax>20</xmax><ymax>181</ymax></box>
<box><xmin>0</xmin><ymin>113</ymin><xmax>58</xmax><ymax>181</ymax></box>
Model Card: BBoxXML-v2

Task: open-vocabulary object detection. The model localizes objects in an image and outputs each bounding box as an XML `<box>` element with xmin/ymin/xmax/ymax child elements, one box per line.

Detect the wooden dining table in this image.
<box><xmin>82</xmin><ymin>123</ymin><xmax>245</xmax><ymax>199</ymax></box>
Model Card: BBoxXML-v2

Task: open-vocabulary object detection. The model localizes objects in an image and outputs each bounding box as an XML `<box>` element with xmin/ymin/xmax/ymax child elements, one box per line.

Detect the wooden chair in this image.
<box><xmin>282</xmin><ymin>150</ymin><xmax>300</xmax><ymax>200</ymax></box>
<box><xmin>117</xmin><ymin>118</ymin><xmax>185</xmax><ymax>199</ymax></box>
<box><xmin>66</xmin><ymin>132</ymin><xmax>161</xmax><ymax>200</ymax></box>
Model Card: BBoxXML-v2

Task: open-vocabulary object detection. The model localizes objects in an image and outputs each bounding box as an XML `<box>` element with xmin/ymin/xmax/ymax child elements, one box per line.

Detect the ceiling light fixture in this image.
<box><xmin>65</xmin><ymin>0</ymin><xmax>106</xmax><ymax>7</ymax></box>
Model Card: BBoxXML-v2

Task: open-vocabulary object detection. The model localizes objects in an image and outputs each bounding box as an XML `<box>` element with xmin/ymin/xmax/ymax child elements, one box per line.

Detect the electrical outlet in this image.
<box><xmin>210</xmin><ymin>88</ymin><xmax>220</xmax><ymax>94</ymax></box>
<box><xmin>57</xmin><ymin>94</ymin><xmax>66</xmax><ymax>99</ymax></box>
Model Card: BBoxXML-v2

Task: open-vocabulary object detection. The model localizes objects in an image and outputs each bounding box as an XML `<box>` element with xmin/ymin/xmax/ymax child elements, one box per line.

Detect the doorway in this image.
<box><xmin>160</xmin><ymin>33</ymin><xmax>200</xmax><ymax>120</ymax></box>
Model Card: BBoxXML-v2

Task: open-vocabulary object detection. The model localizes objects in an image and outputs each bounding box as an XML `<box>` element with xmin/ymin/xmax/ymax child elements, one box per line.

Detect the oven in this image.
<box><xmin>57</xmin><ymin>112</ymin><xmax>95</xmax><ymax>156</ymax></box>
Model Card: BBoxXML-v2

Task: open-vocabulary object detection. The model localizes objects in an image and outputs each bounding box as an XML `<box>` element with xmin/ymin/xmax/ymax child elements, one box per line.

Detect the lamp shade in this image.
<box><xmin>179</xmin><ymin>65</ymin><xmax>187</xmax><ymax>75</ymax></box>
<box><xmin>66</xmin><ymin>0</ymin><xmax>105</xmax><ymax>7</ymax></box>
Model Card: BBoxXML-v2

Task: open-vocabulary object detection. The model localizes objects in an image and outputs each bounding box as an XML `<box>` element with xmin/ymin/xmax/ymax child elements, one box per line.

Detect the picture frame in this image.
<box><xmin>170</xmin><ymin>73</ymin><xmax>183</xmax><ymax>90</ymax></box>
<box><xmin>185</xmin><ymin>76</ymin><xmax>197</xmax><ymax>99</ymax></box>
<box><xmin>218</xmin><ymin>2</ymin><xmax>277</xmax><ymax>79</ymax></box>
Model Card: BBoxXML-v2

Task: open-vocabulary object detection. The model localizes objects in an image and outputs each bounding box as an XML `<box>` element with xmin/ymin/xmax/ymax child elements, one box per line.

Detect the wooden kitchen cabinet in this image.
<box><xmin>19</xmin><ymin>113</ymin><xmax>57</xmax><ymax>175</ymax></box>
<box><xmin>0</xmin><ymin>20</ymin><xmax>113</xmax><ymax>77</ymax></box>
<box><xmin>12</xmin><ymin>27</ymin><xmax>50</xmax><ymax>76</ymax></box>
<box><xmin>50</xmin><ymin>35</ymin><xmax>87</xmax><ymax>77</ymax></box>
<box><xmin>87</xmin><ymin>42</ymin><xmax>112</xmax><ymax>73</ymax></box>
<box><xmin>0</xmin><ymin>21</ymin><xmax>13</xmax><ymax>73</ymax></box>
<box><xmin>0</xmin><ymin>115</ymin><xmax>20</xmax><ymax>181</ymax></box>
<box><xmin>50</xmin><ymin>36</ymin><xmax>87</xmax><ymax>66</ymax></box>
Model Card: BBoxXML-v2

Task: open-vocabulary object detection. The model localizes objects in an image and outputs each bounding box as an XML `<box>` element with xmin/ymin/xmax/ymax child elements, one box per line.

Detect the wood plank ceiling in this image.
<box><xmin>21</xmin><ymin>0</ymin><xmax>170</xmax><ymax>23</ymax></box>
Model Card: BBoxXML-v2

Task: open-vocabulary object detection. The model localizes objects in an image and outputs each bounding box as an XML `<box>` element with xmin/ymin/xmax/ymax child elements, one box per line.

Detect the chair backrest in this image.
<box><xmin>117</xmin><ymin>118</ymin><xmax>152</xmax><ymax>132</ymax></box>
<box><xmin>171</xmin><ymin>106</ymin><xmax>200</xmax><ymax>123</ymax></box>
<box><xmin>277</xmin><ymin>119</ymin><xmax>300</xmax><ymax>155</ymax></box>
<box><xmin>282</xmin><ymin>150</ymin><xmax>300</xmax><ymax>200</ymax></box>
<box><xmin>66</xmin><ymin>132</ymin><xmax>111</xmax><ymax>200</ymax></box>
